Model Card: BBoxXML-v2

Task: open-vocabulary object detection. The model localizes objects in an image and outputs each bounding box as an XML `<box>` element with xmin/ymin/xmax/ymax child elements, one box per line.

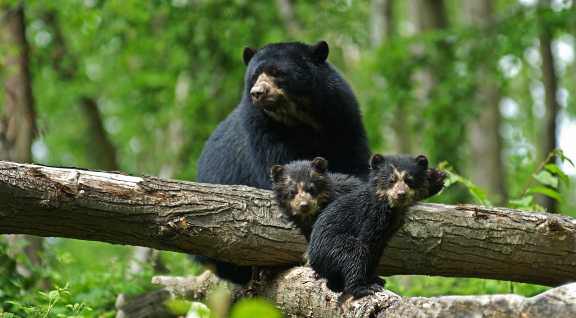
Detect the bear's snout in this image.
<box><xmin>250</xmin><ymin>82</ymin><xmax>269</xmax><ymax>103</ymax></box>
<box><xmin>250</xmin><ymin>73</ymin><xmax>283</xmax><ymax>106</ymax></box>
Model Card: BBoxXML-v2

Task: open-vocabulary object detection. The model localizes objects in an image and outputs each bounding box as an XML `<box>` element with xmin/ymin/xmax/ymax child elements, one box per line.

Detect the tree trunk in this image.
<box><xmin>274</xmin><ymin>0</ymin><xmax>301</xmax><ymax>37</ymax></box>
<box><xmin>79</xmin><ymin>97</ymin><xmax>120</xmax><ymax>171</ymax></box>
<box><xmin>0</xmin><ymin>4</ymin><xmax>45</xmax><ymax>282</ymax></box>
<box><xmin>537</xmin><ymin>0</ymin><xmax>560</xmax><ymax>213</ymax></box>
<box><xmin>158</xmin><ymin>71</ymin><xmax>189</xmax><ymax>179</ymax></box>
<box><xmin>0</xmin><ymin>5</ymin><xmax>36</xmax><ymax>162</ymax></box>
<box><xmin>370</xmin><ymin>0</ymin><xmax>395</xmax><ymax>47</ymax></box>
<box><xmin>0</xmin><ymin>161</ymin><xmax>575</xmax><ymax>287</ymax></box>
<box><xmin>409</xmin><ymin>0</ymin><xmax>449</xmax><ymax>99</ymax></box>
<box><xmin>371</xmin><ymin>0</ymin><xmax>413</xmax><ymax>154</ymax></box>
<box><xmin>410</xmin><ymin>0</ymin><xmax>448</xmax><ymax>31</ymax></box>
<box><xmin>408</xmin><ymin>0</ymin><xmax>452</xmax><ymax>162</ymax></box>
<box><xmin>151</xmin><ymin>269</ymin><xmax>576</xmax><ymax>318</ymax></box>
<box><xmin>461</xmin><ymin>0</ymin><xmax>508</xmax><ymax>205</ymax></box>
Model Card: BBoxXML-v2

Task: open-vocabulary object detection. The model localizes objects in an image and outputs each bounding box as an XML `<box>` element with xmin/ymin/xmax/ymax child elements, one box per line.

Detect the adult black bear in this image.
<box><xmin>308</xmin><ymin>154</ymin><xmax>445</xmax><ymax>299</ymax></box>
<box><xmin>197</xmin><ymin>41</ymin><xmax>370</xmax><ymax>189</ymax></box>
<box><xmin>196</xmin><ymin>41</ymin><xmax>371</xmax><ymax>284</ymax></box>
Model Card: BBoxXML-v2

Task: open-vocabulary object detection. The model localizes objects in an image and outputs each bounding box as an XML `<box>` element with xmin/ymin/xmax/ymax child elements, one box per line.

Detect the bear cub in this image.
<box><xmin>308</xmin><ymin>154</ymin><xmax>443</xmax><ymax>299</ymax></box>
<box><xmin>270</xmin><ymin>157</ymin><xmax>363</xmax><ymax>241</ymax></box>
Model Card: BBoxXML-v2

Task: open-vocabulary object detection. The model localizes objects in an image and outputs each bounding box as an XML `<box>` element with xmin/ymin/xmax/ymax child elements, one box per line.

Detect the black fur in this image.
<box><xmin>197</xmin><ymin>41</ymin><xmax>370</xmax><ymax>189</ymax></box>
<box><xmin>271</xmin><ymin>157</ymin><xmax>363</xmax><ymax>241</ymax></box>
<box><xmin>308</xmin><ymin>154</ymin><xmax>440</xmax><ymax>299</ymax></box>
<box><xmin>195</xmin><ymin>41</ymin><xmax>370</xmax><ymax>284</ymax></box>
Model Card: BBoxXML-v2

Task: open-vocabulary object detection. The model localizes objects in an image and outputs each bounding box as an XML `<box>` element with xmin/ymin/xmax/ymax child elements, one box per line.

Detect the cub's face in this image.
<box><xmin>271</xmin><ymin>157</ymin><xmax>331</xmax><ymax>218</ymax></box>
<box><xmin>241</xmin><ymin>41</ymin><xmax>330</xmax><ymax>128</ymax></box>
<box><xmin>370</xmin><ymin>154</ymin><xmax>429</xmax><ymax>208</ymax></box>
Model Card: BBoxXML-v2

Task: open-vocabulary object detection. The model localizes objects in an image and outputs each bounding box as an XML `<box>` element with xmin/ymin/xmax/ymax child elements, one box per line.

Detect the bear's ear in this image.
<box><xmin>243</xmin><ymin>47</ymin><xmax>257</xmax><ymax>66</ymax></box>
<box><xmin>270</xmin><ymin>165</ymin><xmax>284</xmax><ymax>182</ymax></box>
<box><xmin>415</xmin><ymin>155</ymin><xmax>429</xmax><ymax>169</ymax></box>
<box><xmin>370</xmin><ymin>154</ymin><xmax>385</xmax><ymax>170</ymax></box>
<box><xmin>311</xmin><ymin>41</ymin><xmax>329</xmax><ymax>63</ymax></box>
<box><xmin>311</xmin><ymin>157</ymin><xmax>328</xmax><ymax>174</ymax></box>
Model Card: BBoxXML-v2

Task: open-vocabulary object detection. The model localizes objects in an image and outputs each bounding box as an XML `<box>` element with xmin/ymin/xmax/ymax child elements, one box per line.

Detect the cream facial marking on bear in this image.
<box><xmin>289</xmin><ymin>181</ymin><xmax>319</xmax><ymax>216</ymax></box>
<box><xmin>252</xmin><ymin>72</ymin><xmax>319</xmax><ymax>129</ymax></box>
<box><xmin>376</xmin><ymin>166</ymin><xmax>416</xmax><ymax>207</ymax></box>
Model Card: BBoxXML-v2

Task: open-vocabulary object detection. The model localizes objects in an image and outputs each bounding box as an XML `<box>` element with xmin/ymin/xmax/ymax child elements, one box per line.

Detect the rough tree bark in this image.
<box><xmin>0</xmin><ymin>5</ymin><xmax>36</xmax><ymax>162</ymax></box>
<box><xmin>127</xmin><ymin>73</ymin><xmax>193</xmax><ymax>277</ymax></box>
<box><xmin>0</xmin><ymin>161</ymin><xmax>575</xmax><ymax>287</ymax></box>
<box><xmin>146</xmin><ymin>269</ymin><xmax>576</xmax><ymax>318</ymax></box>
<box><xmin>537</xmin><ymin>0</ymin><xmax>560</xmax><ymax>213</ymax></box>
<box><xmin>462</xmin><ymin>0</ymin><xmax>508</xmax><ymax>205</ymax></box>
<box><xmin>43</xmin><ymin>10</ymin><xmax>165</xmax><ymax>280</ymax></box>
<box><xmin>0</xmin><ymin>4</ymin><xmax>45</xmax><ymax>281</ymax></box>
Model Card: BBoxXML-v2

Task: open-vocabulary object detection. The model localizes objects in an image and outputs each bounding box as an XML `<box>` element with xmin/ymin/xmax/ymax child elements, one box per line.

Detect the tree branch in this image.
<box><xmin>0</xmin><ymin>161</ymin><xmax>575</xmax><ymax>286</ymax></box>
<box><xmin>151</xmin><ymin>268</ymin><xmax>576</xmax><ymax>318</ymax></box>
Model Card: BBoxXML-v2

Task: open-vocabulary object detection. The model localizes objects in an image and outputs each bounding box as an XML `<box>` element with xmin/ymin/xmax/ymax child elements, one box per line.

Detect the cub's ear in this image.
<box><xmin>243</xmin><ymin>47</ymin><xmax>257</xmax><ymax>66</ymax></box>
<box><xmin>311</xmin><ymin>157</ymin><xmax>328</xmax><ymax>174</ymax></box>
<box><xmin>370</xmin><ymin>154</ymin><xmax>385</xmax><ymax>170</ymax></box>
<box><xmin>311</xmin><ymin>41</ymin><xmax>329</xmax><ymax>63</ymax></box>
<box><xmin>415</xmin><ymin>155</ymin><xmax>429</xmax><ymax>168</ymax></box>
<box><xmin>270</xmin><ymin>165</ymin><xmax>284</xmax><ymax>182</ymax></box>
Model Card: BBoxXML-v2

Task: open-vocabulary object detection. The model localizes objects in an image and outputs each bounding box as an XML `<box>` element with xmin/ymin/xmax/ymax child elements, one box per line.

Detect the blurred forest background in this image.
<box><xmin>1</xmin><ymin>0</ymin><xmax>576</xmax><ymax>316</ymax></box>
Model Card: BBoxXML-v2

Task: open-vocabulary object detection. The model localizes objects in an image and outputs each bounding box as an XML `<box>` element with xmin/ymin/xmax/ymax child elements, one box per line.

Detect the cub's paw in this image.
<box><xmin>370</xmin><ymin>276</ymin><xmax>386</xmax><ymax>290</ymax></box>
<box><xmin>370</xmin><ymin>276</ymin><xmax>385</xmax><ymax>286</ymax></box>
<box><xmin>427</xmin><ymin>168</ymin><xmax>446</xmax><ymax>197</ymax></box>
<box><xmin>349</xmin><ymin>286</ymin><xmax>377</xmax><ymax>299</ymax></box>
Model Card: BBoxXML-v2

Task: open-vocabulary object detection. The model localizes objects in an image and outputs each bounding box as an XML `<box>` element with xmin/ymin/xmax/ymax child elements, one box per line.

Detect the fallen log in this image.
<box><xmin>151</xmin><ymin>268</ymin><xmax>576</xmax><ymax>318</ymax></box>
<box><xmin>0</xmin><ymin>161</ymin><xmax>575</xmax><ymax>286</ymax></box>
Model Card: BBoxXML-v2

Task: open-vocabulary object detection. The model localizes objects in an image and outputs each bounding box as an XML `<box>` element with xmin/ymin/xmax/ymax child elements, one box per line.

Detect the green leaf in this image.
<box><xmin>508</xmin><ymin>196</ymin><xmax>533</xmax><ymax>208</ymax></box>
<box><xmin>185</xmin><ymin>302</ymin><xmax>210</xmax><ymax>318</ymax></box>
<box><xmin>165</xmin><ymin>299</ymin><xmax>191</xmax><ymax>315</ymax></box>
<box><xmin>48</xmin><ymin>290</ymin><xmax>60</xmax><ymax>300</ymax></box>
<box><xmin>441</xmin><ymin>163</ymin><xmax>492</xmax><ymax>206</ymax></box>
<box><xmin>468</xmin><ymin>186</ymin><xmax>491</xmax><ymax>206</ymax></box>
<box><xmin>544</xmin><ymin>164</ymin><xmax>570</xmax><ymax>185</ymax></box>
<box><xmin>528</xmin><ymin>186</ymin><xmax>562</xmax><ymax>201</ymax></box>
<box><xmin>554</xmin><ymin>149</ymin><xmax>575</xmax><ymax>167</ymax></box>
<box><xmin>533</xmin><ymin>170</ymin><xmax>558</xmax><ymax>188</ymax></box>
<box><xmin>230</xmin><ymin>298</ymin><xmax>282</xmax><ymax>318</ymax></box>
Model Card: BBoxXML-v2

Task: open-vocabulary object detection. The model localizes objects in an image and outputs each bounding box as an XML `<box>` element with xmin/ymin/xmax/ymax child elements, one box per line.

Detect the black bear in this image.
<box><xmin>195</xmin><ymin>41</ymin><xmax>371</xmax><ymax>284</ymax></box>
<box><xmin>270</xmin><ymin>157</ymin><xmax>363</xmax><ymax>241</ymax></box>
<box><xmin>308</xmin><ymin>154</ymin><xmax>445</xmax><ymax>299</ymax></box>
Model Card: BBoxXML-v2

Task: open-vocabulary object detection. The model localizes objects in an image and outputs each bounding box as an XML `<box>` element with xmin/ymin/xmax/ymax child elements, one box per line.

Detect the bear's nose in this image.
<box><xmin>299</xmin><ymin>202</ymin><xmax>310</xmax><ymax>211</ymax></box>
<box><xmin>250</xmin><ymin>85</ymin><xmax>267</xmax><ymax>102</ymax></box>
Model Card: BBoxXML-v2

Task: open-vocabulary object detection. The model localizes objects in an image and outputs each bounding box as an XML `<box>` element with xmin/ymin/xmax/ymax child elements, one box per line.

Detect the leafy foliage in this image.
<box><xmin>441</xmin><ymin>148</ymin><xmax>574</xmax><ymax>212</ymax></box>
<box><xmin>229</xmin><ymin>298</ymin><xmax>282</xmax><ymax>318</ymax></box>
<box><xmin>1</xmin><ymin>0</ymin><xmax>576</xmax><ymax>316</ymax></box>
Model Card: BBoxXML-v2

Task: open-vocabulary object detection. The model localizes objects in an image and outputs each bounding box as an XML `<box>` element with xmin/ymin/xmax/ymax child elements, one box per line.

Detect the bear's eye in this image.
<box><xmin>268</xmin><ymin>67</ymin><xmax>285</xmax><ymax>77</ymax></box>
<box><xmin>405</xmin><ymin>176</ymin><xmax>415</xmax><ymax>187</ymax></box>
